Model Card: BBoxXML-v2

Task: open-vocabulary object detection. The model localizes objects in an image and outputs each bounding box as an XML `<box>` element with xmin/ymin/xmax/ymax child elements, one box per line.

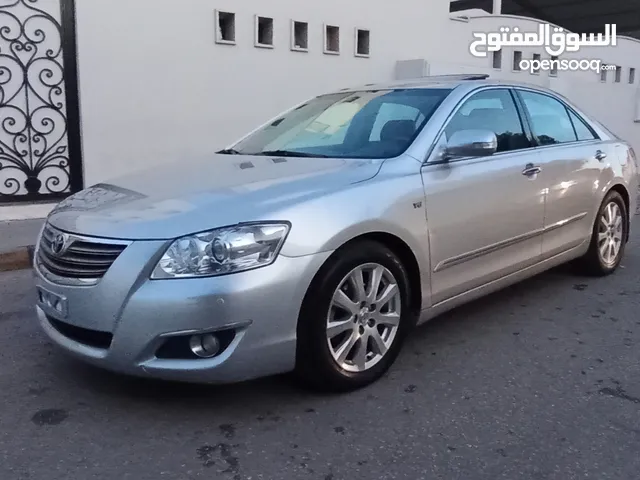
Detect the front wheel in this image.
<box><xmin>294</xmin><ymin>240</ymin><xmax>414</xmax><ymax>392</ymax></box>
<box><xmin>577</xmin><ymin>190</ymin><xmax>628</xmax><ymax>276</ymax></box>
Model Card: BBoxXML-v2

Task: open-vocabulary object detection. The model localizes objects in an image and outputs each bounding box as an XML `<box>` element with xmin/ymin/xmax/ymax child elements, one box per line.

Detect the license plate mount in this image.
<box><xmin>37</xmin><ymin>286</ymin><xmax>68</xmax><ymax>319</ymax></box>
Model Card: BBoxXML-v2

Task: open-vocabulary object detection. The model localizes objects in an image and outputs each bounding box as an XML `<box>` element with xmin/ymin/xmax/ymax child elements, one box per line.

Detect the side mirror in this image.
<box><xmin>444</xmin><ymin>129</ymin><xmax>498</xmax><ymax>160</ymax></box>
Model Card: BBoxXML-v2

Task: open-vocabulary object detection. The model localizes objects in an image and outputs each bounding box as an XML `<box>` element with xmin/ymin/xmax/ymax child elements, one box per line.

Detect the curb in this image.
<box><xmin>0</xmin><ymin>245</ymin><xmax>35</xmax><ymax>273</ymax></box>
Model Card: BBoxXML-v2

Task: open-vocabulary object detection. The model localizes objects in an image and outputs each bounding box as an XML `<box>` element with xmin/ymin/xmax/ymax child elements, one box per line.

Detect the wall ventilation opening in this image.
<box><xmin>355</xmin><ymin>28</ymin><xmax>370</xmax><ymax>57</ymax></box>
<box><xmin>324</xmin><ymin>25</ymin><xmax>340</xmax><ymax>54</ymax></box>
<box><xmin>630</xmin><ymin>68</ymin><xmax>636</xmax><ymax>85</ymax></box>
<box><xmin>600</xmin><ymin>66</ymin><xmax>608</xmax><ymax>82</ymax></box>
<box><xmin>255</xmin><ymin>16</ymin><xmax>274</xmax><ymax>48</ymax></box>
<box><xmin>550</xmin><ymin>56</ymin><xmax>558</xmax><ymax>77</ymax></box>
<box><xmin>513</xmin><ymin>51</ymin><xmax>522</xmax><ymax>71</ymax></box>
<box><xmin>615</xmin><ymin>66</ymin><xmax>622</xmax><ymax>83</ymax></box>
<box><xmin>531</xmin><ymin>53</ymin><xmax>541</xmax><ymax>74</ymax></box>
<box><xmin>492</xmin><ymin>50</ymin><xmax>502</xmax><ymax>69</ymax></box>
<box><xmin>291</xmin><ymin>21</ymin><xmax>309</xmax><ymax>51</ymax></box>
<box><xmin>215</xmin><ymin>10</ymin><xmax>235</xmax><ymax>44</ymax></box>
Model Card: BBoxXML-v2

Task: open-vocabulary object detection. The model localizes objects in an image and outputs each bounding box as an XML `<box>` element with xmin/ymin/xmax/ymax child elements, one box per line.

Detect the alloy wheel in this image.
<box><xmin>326</xmin><ymin>263</ymin><xmax>402</xmax><ymax>373</ymax></box>
<box><xmin>597</xmin><ymin>201</ymin><xmax>624</xmax><ymax>267</ymax></box>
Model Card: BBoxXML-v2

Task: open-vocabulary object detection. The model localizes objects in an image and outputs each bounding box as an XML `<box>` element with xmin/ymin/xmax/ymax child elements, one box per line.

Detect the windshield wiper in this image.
<box><xmin>216</xmin><ymin>148</ymin><xmax>242</xmax><ymax>155</ymax></box>
<box><xmin>253</xmin><ymin>150</ymin><xmax>329</xmax><ymax>158</ymax></box>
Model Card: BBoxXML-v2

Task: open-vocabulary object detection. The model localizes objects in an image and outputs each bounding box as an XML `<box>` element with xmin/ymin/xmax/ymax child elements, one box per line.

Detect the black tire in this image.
<box><xmin>294</xmin><ymin>240</ymin><xmax>415</xmax><ymax>392</ymax></box>
<box><xmin>577</xmin><ymin>190</ymin><xmax>628</xmax><ymax>276</ymax></box>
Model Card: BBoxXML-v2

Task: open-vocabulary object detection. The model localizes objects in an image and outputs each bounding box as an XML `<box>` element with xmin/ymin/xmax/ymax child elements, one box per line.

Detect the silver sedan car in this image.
<box><xmin>34</xmin><ymin>74</ymin><xmax>638</xmax><ymax>391</ymax></box>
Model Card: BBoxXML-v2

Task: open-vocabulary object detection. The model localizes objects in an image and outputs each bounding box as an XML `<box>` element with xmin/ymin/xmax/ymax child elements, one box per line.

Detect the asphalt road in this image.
<box><xmin>2</xmin><ymin>233</ymin><xmax>640</xmax><ymax>480</ymax></box>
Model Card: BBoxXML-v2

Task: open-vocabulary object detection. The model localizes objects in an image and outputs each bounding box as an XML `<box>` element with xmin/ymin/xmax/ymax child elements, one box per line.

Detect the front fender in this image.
<box><xmin>277</xmin><ymin>162</ymin><xmax>432</xmax><ymax>308</ymax></box>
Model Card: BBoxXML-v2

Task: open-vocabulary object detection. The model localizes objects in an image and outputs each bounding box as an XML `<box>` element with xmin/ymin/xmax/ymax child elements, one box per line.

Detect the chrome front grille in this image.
<box><xmin>38</xmin><ymin>224</ymin><xmax>128</xmax><ymax>279</ymax></box>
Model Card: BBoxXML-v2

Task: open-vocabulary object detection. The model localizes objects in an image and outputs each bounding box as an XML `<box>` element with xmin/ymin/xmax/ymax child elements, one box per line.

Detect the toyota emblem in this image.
<box><xmin>50</xmin><ymin>234</ymin><xmax>66</xmax><ymax>256</ymax></box>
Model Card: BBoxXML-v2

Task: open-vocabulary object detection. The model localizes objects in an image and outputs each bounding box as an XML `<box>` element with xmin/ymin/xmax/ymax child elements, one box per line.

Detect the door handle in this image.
<box><xmin>595</xmin><ymin>150</ymin><xmax>607</xmax><ymax>161</ymax></box>
<box><xmin>522</xmin><ymin>163</ymin><xmax>542</xmax><ymax>176</ymax></box>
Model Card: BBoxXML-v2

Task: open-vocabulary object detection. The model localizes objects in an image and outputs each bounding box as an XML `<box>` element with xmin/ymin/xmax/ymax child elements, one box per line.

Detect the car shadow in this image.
<box><xmin>49</xmin><ymin>261</ymin><xmax>594</xmax><ymax>409</ymax></box>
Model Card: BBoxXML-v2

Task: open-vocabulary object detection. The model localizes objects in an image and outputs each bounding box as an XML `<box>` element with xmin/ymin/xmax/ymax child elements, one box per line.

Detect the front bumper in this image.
<box><xmin>34</xmin><ymin>237</ymin><xmax>332</xmax><ymax>384</ymax></box>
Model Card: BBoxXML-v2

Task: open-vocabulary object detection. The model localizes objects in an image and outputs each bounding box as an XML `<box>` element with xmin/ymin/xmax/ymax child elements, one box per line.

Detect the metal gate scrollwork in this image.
<box><xmin>0</xmin><ymin>0</ymin><xmax>82</xmax><ymax>203</ymax></box>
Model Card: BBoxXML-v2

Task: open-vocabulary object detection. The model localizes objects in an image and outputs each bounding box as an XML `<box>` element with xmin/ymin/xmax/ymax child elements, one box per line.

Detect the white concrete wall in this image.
<box><xmin>73</xmin><ymin>3</ymin><xmax>640</xmax><ymax>186</ymax></box>
<box><xmin>7</xmin><ymin>0</ymin><xmax>639</xmax><ymax>220</ymax></box>
<box><xmin>74</xmin><ymin>0</ymin><xmax>451</xmax><ymax>185</ymax></box>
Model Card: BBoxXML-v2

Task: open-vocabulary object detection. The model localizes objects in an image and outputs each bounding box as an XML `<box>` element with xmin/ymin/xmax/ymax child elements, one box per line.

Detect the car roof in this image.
<box><xmin>332</xmin><ymin>74</ymin><xmax>557</xmax><ymax>96</ymax></box>
<box><xmin>319</xmin><ymin>74</ymin><xmax>615</xmax><ymax>142</ymax></box>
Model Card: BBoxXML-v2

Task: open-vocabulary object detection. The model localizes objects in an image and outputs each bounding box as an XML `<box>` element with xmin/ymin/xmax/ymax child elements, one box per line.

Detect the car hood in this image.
<box><xmin>47</xmin><ymin>154</ymin><xmax>383</xmax><ymax>240</ymax></box>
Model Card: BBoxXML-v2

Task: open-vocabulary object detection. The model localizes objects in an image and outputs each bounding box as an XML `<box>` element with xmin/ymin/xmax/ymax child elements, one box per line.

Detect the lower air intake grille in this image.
<box><xmin>47</xmin><ymin>315</ymin><xmax>113</xmax><ymax>349</ymax></box>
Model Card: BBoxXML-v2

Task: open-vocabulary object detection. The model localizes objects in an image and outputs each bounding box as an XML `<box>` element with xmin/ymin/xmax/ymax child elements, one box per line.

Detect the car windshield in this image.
<box><xmin>224</xmin><ymin>88</ymin><xmax>452</xmax><ymax>159</ymax></box>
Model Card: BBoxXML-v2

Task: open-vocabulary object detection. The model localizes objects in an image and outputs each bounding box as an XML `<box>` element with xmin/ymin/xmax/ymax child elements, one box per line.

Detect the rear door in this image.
<box><xmin>514</xmin><ymin>88</ymin><xmax>608</xmax><ymax>259</ymax></box>
<box><xmin>422</xmin><ymin>88</ymin><xmax>546</xmax><ymax>304</ymax></box>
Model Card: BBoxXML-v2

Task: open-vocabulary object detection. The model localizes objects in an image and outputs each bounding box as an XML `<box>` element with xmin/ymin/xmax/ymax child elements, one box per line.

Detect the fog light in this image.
<box><xmin>189</xmin><ymin>333</ymin><xmax>221</xmax><ymax>358</ymax></box>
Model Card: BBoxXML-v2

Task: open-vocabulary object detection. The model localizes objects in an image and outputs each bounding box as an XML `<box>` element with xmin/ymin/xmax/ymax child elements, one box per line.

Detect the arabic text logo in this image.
<box><xmin>470</xmin><ymin>23</ymin><xmax>617</xmax><ymax>58</ymax></box>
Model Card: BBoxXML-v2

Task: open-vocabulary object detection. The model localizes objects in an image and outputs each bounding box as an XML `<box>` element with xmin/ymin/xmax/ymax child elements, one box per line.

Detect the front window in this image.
<box><xmin>224</xmin><ymin>88</ymin><xmax>451</xmax><ymax>159</ymax></box>
<box><xmin>444</xmin><ymin>89</ymin><xmax>531</xmax><ymax>153</ymax></box>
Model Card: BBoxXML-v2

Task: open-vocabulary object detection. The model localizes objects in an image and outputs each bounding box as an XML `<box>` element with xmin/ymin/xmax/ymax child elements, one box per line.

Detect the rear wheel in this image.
<box><xmin>295</xmin><ymin>240</ymin><xmax>414</xmax><ymax>392</ymax></box>
<box><xmin>577</xmin><ymin>190</ymin><xmax>628</xmax><ymax>276</ymax></box>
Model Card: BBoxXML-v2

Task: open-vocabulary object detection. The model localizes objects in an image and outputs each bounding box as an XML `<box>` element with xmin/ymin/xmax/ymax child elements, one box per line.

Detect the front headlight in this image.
<box><xmin>151</xmin><ymin>222</ymin><xmax>290</xmax><ymax>279</ymax></box>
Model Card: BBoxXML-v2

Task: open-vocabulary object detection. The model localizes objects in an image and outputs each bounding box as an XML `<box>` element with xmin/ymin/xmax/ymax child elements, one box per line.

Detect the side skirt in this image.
<box><xmin>417</xmin><ymin>241</ymin><xmax>588</xmax><ymax>326</ymax></box>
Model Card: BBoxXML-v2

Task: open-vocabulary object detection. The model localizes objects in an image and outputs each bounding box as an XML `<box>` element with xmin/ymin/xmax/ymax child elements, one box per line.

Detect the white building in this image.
<box><xmin>1</xmin><ymin>0</ymin><xmax>639</xmax><ymax>219</ymax></box>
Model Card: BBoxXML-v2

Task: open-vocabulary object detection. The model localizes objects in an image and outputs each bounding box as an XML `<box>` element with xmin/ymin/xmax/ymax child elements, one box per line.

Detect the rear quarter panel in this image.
<box><xmin>590</xmin><ymin>141</ymin><xmax>638</xmax><ymax>230</ymax></box>
<box><xmin>614</xmin><ymin>142</ymin><xmax>639</xmax><ymax>219</ymax></box>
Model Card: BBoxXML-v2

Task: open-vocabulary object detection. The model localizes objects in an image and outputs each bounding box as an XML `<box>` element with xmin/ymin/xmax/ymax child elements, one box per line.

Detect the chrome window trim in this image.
<box><xmin>512</xmin><ymin>86</ymin><xmax>603</xmax><ymax>139</ymax></box>
<box><xmin>421</xmin><ymin>84</ymin><xmax>607</xmax><ymax>166</ymax></box>
<box><xmin>514</xmin><ymin>87</ymin><xmax>601</xmax><ymax>143</ymax></box>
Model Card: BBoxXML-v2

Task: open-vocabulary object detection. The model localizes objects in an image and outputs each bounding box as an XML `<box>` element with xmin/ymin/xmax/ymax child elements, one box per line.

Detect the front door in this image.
<box><xmin>0</xmin><ymin>0</ymin><xmax>83</xmax><ymax>203</ymax></box>
<box><xmin>422</xmin><ymin>88</ymin><xmax>545</xmax><ymax>304</ymax></box>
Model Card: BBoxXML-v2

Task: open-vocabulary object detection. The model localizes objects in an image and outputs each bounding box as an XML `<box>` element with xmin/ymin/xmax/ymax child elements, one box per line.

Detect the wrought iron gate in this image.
<box><xmin>0</xmin><ymin>0</ymin><xmax>82</xmax><ymax>203</ymax></box>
